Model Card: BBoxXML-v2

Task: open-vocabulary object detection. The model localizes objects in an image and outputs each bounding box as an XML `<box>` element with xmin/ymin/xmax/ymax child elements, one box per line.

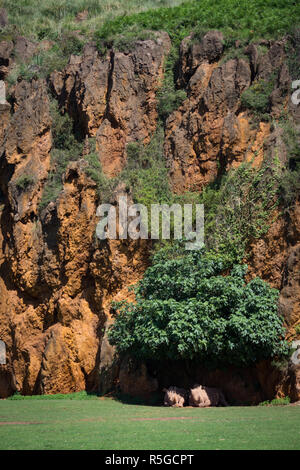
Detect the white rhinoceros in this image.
<box><xmin>163</xmin><ymin>386</ymin><xmax>188</xmax><ymax>407</ymax></box>
<box><xmin>189</xmin><ymin>384</ymin><xmax>228</xmax><ymax>407</ymax></box>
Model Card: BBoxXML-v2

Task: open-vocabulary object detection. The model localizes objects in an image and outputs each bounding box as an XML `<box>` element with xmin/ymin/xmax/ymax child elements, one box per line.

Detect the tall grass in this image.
<box><xmin>2</xmin><ymin>0</ymin><xmax>299</xmax><ymax>45</ymax></box>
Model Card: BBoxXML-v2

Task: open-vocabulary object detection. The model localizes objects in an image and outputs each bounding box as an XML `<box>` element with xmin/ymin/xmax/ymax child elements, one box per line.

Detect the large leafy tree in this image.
<box><xmin>108</xmin><ymin>248</ymin><xmax>288</xmax><ymax>366</ymax></box>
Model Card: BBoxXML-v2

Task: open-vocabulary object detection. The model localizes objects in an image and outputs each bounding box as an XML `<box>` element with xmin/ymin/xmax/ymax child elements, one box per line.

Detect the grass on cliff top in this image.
<box><xmin>0</xmin><ymin>398</ymin><xmax>300</xmax><ymax>450</ymax></box>
<box><xmin>2</xmin><ymin>0</ymin><xmax>185</xmax><ymax>81</ymax></box>
<box><xmin>4</xmin><ymin>0</ymin><xmax>300</xmax><ymax>86</ymax></box>
<box><xmin>0</xmin><ymin>0</ymin><xmax>185</xmax><ymax>41</ymax></box>
<box><xmin>2</xmin><ymin>0</ymin><xmax>300</xmax><ymax>48</ymax></box>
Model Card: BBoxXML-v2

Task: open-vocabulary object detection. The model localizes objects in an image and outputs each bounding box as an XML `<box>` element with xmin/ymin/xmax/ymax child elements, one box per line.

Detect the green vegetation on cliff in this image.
<box><xmin>15</xmin><ymin>174</ymin><xmax>36</xmax><ymax>192</ymax></box>
<box><xmin>3</xmin><ymin>0</ymin><xmax>300</xmax><ymax>83</ymax></box>
<box><xmin>120</xmin><ymin>126</ymin><xmax>172</xmax><ymax>209</ymax></box>
<box><xmin>2</xmin><ymin>0</ymin><xmax>298</xmax><ymax>47</ymax></box>
<box><xmin>200</xmin><ymin>156</ymin><xmax>282</xmax><ymax>263</ymax></box>
<box><xmin>241</xmin><ymin>77</ymin><xmax>277</xmax><ymax>122</ymax></box>
<box><xmin>39</xmin><ymin>99</ymin><xmax>84</xmax><ymax>211</ymax></box>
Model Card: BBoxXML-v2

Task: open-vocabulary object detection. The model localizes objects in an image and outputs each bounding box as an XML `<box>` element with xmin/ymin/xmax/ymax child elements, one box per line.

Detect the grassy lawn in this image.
<box><xmin>0</xmin><ymin>397</ymin><xmax>299</xmax><ymax>450</ymax></box>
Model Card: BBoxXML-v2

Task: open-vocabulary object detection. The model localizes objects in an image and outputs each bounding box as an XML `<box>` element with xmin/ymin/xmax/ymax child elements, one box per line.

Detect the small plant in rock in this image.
<box><xmin>108</xmin><ymin>249</ymin><xmax>289</xmax><ymax>367</ymax></box>
<box><xmin>84</xmin><ymin>150</ymin><xmax>115</xmax><ymax>201</ymax></box>
<box><xmin>16</xmin><ymin>174</ymin><xmax>36</xmax><ymax>191</ymax></box>
<box><xmin>259</xmin><ymin>397</ymin><xmax>291</xmax><ymax>406</ymax></box>
<box><xmin>271</xmin><ymin>397</ymin><xmax>291</xmax><ymax>406</ymax></box>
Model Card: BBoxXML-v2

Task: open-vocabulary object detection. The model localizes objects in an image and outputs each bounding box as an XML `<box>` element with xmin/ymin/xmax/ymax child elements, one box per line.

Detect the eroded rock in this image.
<box><xmin>163</xmin><ymin>386</ymin><xmax>187</xmax><ymax>407</ymax></box>
<box><xmin>119</xmin><ymin>357</ymin><xmax>158</xmax><ymax>399</ymax></box>
<box><xmin>51</xmin><ymin>33</ymin><xmax>171</xmax><ymax>176</ymax></box>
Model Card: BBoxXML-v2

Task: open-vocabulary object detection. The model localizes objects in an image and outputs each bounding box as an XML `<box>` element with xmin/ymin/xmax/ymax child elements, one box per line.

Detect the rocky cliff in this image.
<box><xmin>0</xmin><ymin>28</ymin><xmax>299</xmax><ymax>403</ymax></box>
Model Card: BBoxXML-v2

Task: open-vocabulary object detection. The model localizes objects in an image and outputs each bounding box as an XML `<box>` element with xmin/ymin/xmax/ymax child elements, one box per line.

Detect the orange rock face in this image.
<box><xmin>0</xmin><ymin>158</ymin><xmax>150</xmax><ymax>397</ymax></box>
<box><xmin>0</xmin><ymin>73</ymin><xmax>150</xmax><ymax>397</ymax></box>
<box><xmin>165</xmin><ymin>35</ymin><xmax>290</xmax><ymax>193</ymax></box>
<box><xmin>0</xmin><ymin>32</ymin><xmax>299</xmax><ymax>401</ymax></box>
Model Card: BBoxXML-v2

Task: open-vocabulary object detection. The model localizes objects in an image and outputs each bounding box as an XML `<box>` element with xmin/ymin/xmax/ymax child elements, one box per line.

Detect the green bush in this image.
<box><xmin>108</xmin><ymin>249</ymin><xmax>288</xmax><ymax>367</ymax></box>
<box><xmin>157</xmin><ymin>79</ymin><xmax>187</xmax><ymax>121</ymax></box>
<box><xmin>102</xmin><ymin>27</ymin><xmax>157</xmax><ymax>54</ymax></box>
<box><xmin>271</xmin><ymin>397</ymin><xmax>291</xmax><ymax>406</ymax></box>
<box><xmin>219</xmin><ymin>40</ymin><xmax>249</xmax><ymax>65</ymax></box>
<box><xmin>16</xmin><ymin>174</ymin><xmax>36</xmax><ymax>191</ymax></box>
<box><xmin>259</xmin><ymin>397</ymin><xmax>291</xmax><ymax>406</ymax></box>
<box><xmin>120</xmin><ymin>125</ymin><xmax>172</xmax><ymax>209</ymax></box>
<box><xmin>280</xmin><ymin>169</ymin><xmax>300</xmax><ymax>209</ymax></box>
<box><xmin>200</xmin><ymin>157</ymin><xmax>282</xmax><ymax>263</ymax></box>
<box><xmin>155</xmin><ymin>43</ymin><xmax>187</xmax><ymax>122</ymax></box>
<box><xmin>241</xmin><ymin>78</ymin><xmax>275</xmax><ymax>121</ymax></box>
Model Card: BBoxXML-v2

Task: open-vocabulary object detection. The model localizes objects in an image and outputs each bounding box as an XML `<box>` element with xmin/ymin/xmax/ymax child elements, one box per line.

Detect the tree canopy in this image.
<box><xmin>108</xmin><ymin>248</ymin><xmax>288</xmax><ymax>367</ymax></box>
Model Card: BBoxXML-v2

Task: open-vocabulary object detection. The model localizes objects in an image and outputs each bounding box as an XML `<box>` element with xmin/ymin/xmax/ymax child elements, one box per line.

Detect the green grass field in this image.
<box><xmin>0</xmin><ymin>397</ymin><xmax>300</xmax><ymax>450</ymax></box>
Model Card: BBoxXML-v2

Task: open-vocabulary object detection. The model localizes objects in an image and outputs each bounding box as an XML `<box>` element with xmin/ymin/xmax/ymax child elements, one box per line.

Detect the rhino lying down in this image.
<box><xmin>189</xmin><ymin>384</ymin><xmax>228</xmax><ymax>407</ymax></box>
<box><xmin>163</xmin><ymin>386</ymin><xmax>187</xmax><ymax>407</ymax></box>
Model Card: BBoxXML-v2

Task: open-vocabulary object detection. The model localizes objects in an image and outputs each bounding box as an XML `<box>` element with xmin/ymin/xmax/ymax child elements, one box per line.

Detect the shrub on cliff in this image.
<box><xmin>241</xmin><ymin>78</ymin><xmax>275</xmax><ymax>121</ymax></box>
<box><xmin>39</xmin><ymin>99</ymin><xmax>83</xmax><ymax>210</ymax></box>
<box><xmin>199</xmin><ymin>158</ymin><xmax>282</xmax><ymax>263</ymax></box>
<box><xmin>108</xmin><ymin>249</ymin><xmax>289</xmax><ymax>367</ymax></box>
<box><xmin>16</xmin><ymin>174</ymin><xmax>36</xmax><ymax>191</ymax></box>
<box><xmin>121</xmin><ymin>126</ymin><xmax>172</xmax><ymax>209</ymax></box>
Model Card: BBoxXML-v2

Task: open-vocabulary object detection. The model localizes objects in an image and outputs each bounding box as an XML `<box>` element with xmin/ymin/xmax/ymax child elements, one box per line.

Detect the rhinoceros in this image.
<box><xmin>163</xmin><ymin>386</ymin><xmax>188</xmax><ymax>407</ymax></box>
<box><xmin>189</xmin><ymin>384</ymin><xmax>228</xmax><ymax>407</ymax></box>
